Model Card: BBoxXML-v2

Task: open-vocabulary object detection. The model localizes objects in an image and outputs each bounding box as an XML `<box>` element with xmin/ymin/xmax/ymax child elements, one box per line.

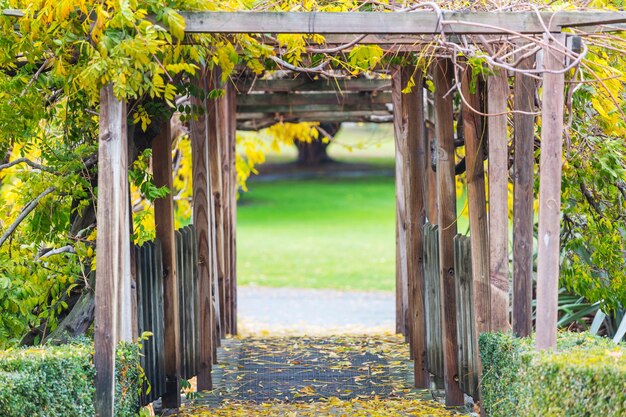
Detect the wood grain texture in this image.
<box><xmin>152</xmin><ymin>120</ymin><xmax>182</xmax><ymax>408</ymax></box>
<box><xmin>181</xmin><ymin>11</ymin><xmax>626</xmax><ymax>34</ymax></box>
<box><xmin>190</xmin><ymin>69</ymin><xmax>214</xmax><ymax>390</ymax></box>
<box><xmin>536</xmin><ymin>34</ymin><xmax>566</xmax><ymax>351</ymax></box>
<box><xmin>461</xmin><ymin>68</ymin><xmax>491</xmax><ymax>338</ymax></box>
<box><xmin>95</xmin><ymin>85</ymin><xmax>130</xmax><ymax>417</ymax></box>
<box><xmin>487</xmin><ymin>69</ymin><xmax>511</xmax><ymax>333</ymax></box>
<box><xmin>424</xmin><ymin>88</ymin><xmax>438</xmax><ymax>224</ymax></box>
<box><xmin>512</xmin><ymin>50</ymin><xmax>537</xmax><ymax>337</ymax></box>
<box><xmin>219</xmin><ymin>83</ymin><xmax>232</xmax><ymax>336</ymax></box>
<box><xmin>399</xmin><ymin>66</ymin><xmax>429</xmax><ymax>388</ymax></box>
<box><xmin>433</xmin><ymin>59</ymin><xmax>464</xmax><ymax>406</ymax></box>
<box><xmin>392</xmin><ymin>67</ymin><xmax>409</xmax><ymax>339</ymax></box>
<box><xmin>238</xmin><ymin>91</ymin><xmax>392</xmax><ymax>107</ymax></box>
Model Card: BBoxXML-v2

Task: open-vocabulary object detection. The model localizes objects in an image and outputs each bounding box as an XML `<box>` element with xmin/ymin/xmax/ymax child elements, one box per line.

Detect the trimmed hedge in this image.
<box><xmin>0</xmin><ymin>340</ymin><xmax>140</xmax><ymax>417</ymax></box>
<box><xmin>479</xmin><ymin>331</ymin><xmax>626</xmax><ymax>417</ymax></box>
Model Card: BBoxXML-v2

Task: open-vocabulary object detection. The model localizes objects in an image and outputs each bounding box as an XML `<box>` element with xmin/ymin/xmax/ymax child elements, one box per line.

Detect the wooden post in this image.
<box><xmin>400</xmin><ymin>66</ymin><xmax>430</xmax><ymax>388</ymax></box>
<box><xmin>208</xmin><ymin>73</ymin><xmax>227</xmax><ymax>339</ymax></box>
<box><xmin>424</xmin><ymin>88</ymin><xmax>438</xmax><ymax>224</ymax></box>
<box><xmin>462</xmin><ymin>67</ymin><xmax>491</xmax><ymax>338</ymax></box>
<box><xmin>536</xmin><ymin>34</ymin><xmax>566</xmax><ymax>350</ymax></box>
<box><xmin>220</xmin><ymin>83</ymin><xmax>232</xmax><ymax>336</ymax></box>
<box><xmin>512</xmin><ymin>49</ymin><xmax>537</xmax><ymax>337</ymax></box>
<box><xmin>487</xmin><ymin>69</ymin><xmax>511</xmax><ymax>332</ymax></box>
<box><xmin>190</xmin><ymin>69</ymin><xmax>214</xmax><ymax>390</ymax></box>
<box><xmin>227</xmin><ymin>84</ymin><xmax>238</xmax><ymax>335</ymax></box>
<box><xmin>433</xmin><ymin>59</ymin><xmax>464</xmax><ymax>406</ymax></box>
<box><xmin>392</xmin><ymin>68</ymin><xmax>409</xmax><ymax>339</ymax></box>
<box><xmin>95</xmin><ymin>85</ymin><xmax>131</xmax><ymax>417</ymax></box>
<box><xmin>152</xmin><ymin>119</ymin><xmax>181</xmax><ymax>408</ymax></box>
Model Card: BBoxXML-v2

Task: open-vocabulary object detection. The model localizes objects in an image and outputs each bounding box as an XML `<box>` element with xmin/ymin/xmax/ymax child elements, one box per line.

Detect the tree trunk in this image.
<box><xmin>295</xmin><ymin>123</ymin><xmax>340</xmax><ymax>166</ymax></box>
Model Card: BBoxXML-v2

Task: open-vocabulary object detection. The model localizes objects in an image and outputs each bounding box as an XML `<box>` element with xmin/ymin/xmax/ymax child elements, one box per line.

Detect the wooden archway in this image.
<box><xmin>94</xmin><ymin>10</ymin><xmax>626</xmax><ymax>416</ymax></box>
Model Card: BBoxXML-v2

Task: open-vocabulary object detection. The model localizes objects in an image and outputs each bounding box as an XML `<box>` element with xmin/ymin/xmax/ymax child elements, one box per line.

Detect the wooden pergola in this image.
<box><xmin>93</xmin><ymin>10</ymin><xmax>626</xmax><ymax>416</ymax></box>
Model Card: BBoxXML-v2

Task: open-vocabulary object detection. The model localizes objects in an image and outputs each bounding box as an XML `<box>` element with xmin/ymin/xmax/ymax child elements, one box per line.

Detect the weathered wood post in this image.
<box><xmin>226</xmin><ymin>83</ymin><xmax>238</xmax><ymax>335</ymax></box>
<box><xmin>536</xmin><ymin>33</ymin><xmax>566</xmax><ymax>350</ymax></box>
<box><xmin>487</xmin><ymin>69</ymin><xmax>511</xmax><ymax>332</ymax></box>
<box><xmin>152</xmin><ymin>119</ymin><xmax>182</xmax><ymax>407</ymax></box>
<box><xmin>95</xmin><ymin>85</ymin><xmax>132</xmax><ymax>417</ymax></box>
<box><xmin>433</xmin><ymin>59</ymin><xmax>464</xmax><ymax>406</ymax></box>
<box><xmin>190</xmin><ymin>69</ymin><xmax>215</xmax><ymax>390</ymax></box>
<box><xmin>461</xmin><ymin>67</ymin><xmax>491</xmax><ymax>337</ymax></box>
<box><xmin>395</xmin><ymin>66</ymin><xmax>430</xmax><ymax>388</ymax></box>
<box><xmin>393</xmin><ymin>68</ymin><xmax>410</xmax><ymax>339</ymax></box>
<box><xmin>512</xmin><ymin>48</ymin><xmax>537</xmax><ymax>337</ymax></box>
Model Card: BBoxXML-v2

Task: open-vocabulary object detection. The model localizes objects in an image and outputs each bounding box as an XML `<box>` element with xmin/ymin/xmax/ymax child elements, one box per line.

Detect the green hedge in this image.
<box><xmin>0</xmin><ymin>340</ymin><xmax>140</xmax><ymax>417</ymax></box>
<box><xmin>479</xmin><ymin>331</ymin><xmax>626</xmax><ymax>417</ymax></box>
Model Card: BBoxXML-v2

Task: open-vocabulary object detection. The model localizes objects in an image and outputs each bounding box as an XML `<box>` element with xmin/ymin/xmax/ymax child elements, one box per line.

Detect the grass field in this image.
<box><xmin>237</xmin><ymin>175</ymin><xmax>397</xmax><ymax>291</ymax></box>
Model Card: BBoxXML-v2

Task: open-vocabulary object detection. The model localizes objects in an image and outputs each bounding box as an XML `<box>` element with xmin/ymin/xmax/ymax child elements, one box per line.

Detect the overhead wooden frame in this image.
<box><xmin>181</xmin><ymin>11</ymin><xmax>626</xmax><ymax>34</ymax></box>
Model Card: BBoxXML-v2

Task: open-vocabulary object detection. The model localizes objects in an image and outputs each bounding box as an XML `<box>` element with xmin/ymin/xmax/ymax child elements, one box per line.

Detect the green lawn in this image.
<box><xmin>237</xmin><ymin>176</ymin><xmax>397</xmax><ymax>291</ymax></box>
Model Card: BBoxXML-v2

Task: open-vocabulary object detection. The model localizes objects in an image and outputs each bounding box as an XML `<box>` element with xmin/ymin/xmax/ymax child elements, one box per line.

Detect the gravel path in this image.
<box><xmin>237</xmin><ymin>286</ymin><xmax>395</xmax><ymax>335</ymax></box>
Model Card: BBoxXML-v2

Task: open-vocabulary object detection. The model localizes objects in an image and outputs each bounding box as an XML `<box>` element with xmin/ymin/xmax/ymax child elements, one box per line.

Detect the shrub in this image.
<box><xmin>0</xmin><ymin>340</ymin><xmax>140</xmax><ymax>417</ymax></box>
<box><xmin>479</xmin><ymin>331</ymin><xmax>626</xmax><ymax>417</ymax></box>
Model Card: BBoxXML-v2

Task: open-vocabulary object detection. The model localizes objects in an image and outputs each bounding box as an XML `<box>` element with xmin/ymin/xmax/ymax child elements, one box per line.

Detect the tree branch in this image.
<box><xmin>0</xmin><ymin>186</ymin><xmax>56</xmax><ymax>248</ymax></box>
<box><xmin>0</xmin><ymin>157</ymin><xmax>56</xmax><ymax>173</ymax></box>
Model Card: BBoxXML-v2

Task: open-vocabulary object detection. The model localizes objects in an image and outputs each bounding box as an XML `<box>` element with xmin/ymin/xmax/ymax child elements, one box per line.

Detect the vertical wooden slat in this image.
<box><xmin>392</xmin><ymin>67</ymin><xmax>409</xmax><ymax>338</ymax></box>
<box><xmin>95</xmin><ymin>85</ymin><xmax>130</xmax><ymax>417</ymax></box>
<box><xmin>433</xmin><ymin>59</ymin><xmax>464</xmax><ymax>406</ymax></box>
<box><xmin>153</xmin><ymin>120</ymin><xmax>181</xmax><ymax>407</ymax></box>
<box><xmin>175</xmin><ymin>230</ymin><xmax>187</xmax><ymax>379</ymax></box>
<box><xmin>487</xmin><ymin>68</ymin><xmax>511</xmax><ymax>332</ymax></box>
<box><xmin>399</xmin><ymin>66</ymin><xmax>429</xmax><ymax>388</ymax></box>
<box><xmin>536</xmin><ymin>33</ymin><xmax>566</xmax><ymax>350</ymax></box>
<box><xmin>512</xmin><ymin>49</ymin><xmax>537</xmax><ymax>337</ymax></box>
<box><xmin>424</xmin><ymin>223</ymin><xmax>443</xmax><ymax>381</ymax></box>
<box><xmin>191</xmin><ymin>225</ymin><xmax>200</xmax><ymax>376</ymax></box>
<box><xmin>154</xmin><ymin>240</ymin><xmax>167</xmax><ymax>397</ymax></box>
<box><xmin>190</xmin><ymin>69</ymin><xmax>214</xmax><ymax>390</ymax></box>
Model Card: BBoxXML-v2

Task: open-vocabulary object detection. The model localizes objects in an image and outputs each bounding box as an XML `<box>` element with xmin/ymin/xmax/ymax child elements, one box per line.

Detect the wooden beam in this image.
<box><xmin>487</xmin><ymin>69</ymin><xmax>511</xmax><ymax>333</ymax></box>
<box><xmin>433</xmin><ymin>59</ymin><xmax>464</xmax><ymax>406</ymax></box>
<box><xmin>424</xmin><ymin>91</ymin><xmax>438</xmax><ymax>223</ymax></box>
<box><xmin>536</xmin><ymin>34</ymin><xmax>566</xmax><ymax>351</ymax></box>
<box><xmin>152</xmin><ymin>119</ymin><xmax>181</xmax><ymax>408</ymax></box>
<box><xmin>236</xmin><ymin>111</ymin><xmax>393</xmax><ymax>127</ymax></box>
<box><xmin>190</xmin><ymin>69</ymin><xmax>214</xmax><ymax>390</ymax></box>
<box><xmin>512</xmin><ymin>50</ymin><xmax>537</xmax><ymax>337</ymax></box>
<box><xmin>392</xmin><ymin>68</ymin><xmax>409</xmax><ymax>339</ymax></box>
<box><xmin>95</xmin><ymin>85</ymin><xmax>130</xmax><ymax>417</ymax></box>
<box><xmin>181</xmin><ymin>11</ymin><xmax>626</xmax><ymax>35</ymax></box>
<box><xmin>235</xmin><ymin>78</ymin><xmax>391</xmax><ymax>93</ymax></box>
<box><xmin>237</xmin><ymin>102</ymin><xmax>391</xmax><ymax>115</ymax></box>
<box><xmin>219</xmin><ymin>83</ymin><xmax>232</xmax><ymax>336</ymax></box>
<box><xmin>237</xmin><ymin>91</ymin><xmax>392</xmax><ymax>107</ymax></box>
<box><xmin>462</xmin><ymin>67</ymin><xmax>491</xmax><ymax>338</ymax></box>
<box><xmin>400</xmin><ymin>66</ymin><xmax>429</xmax><ymax>389</ymax></box>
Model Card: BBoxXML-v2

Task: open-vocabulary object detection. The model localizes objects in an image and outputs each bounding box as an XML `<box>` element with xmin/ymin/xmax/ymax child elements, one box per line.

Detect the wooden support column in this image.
<box><xmin>462</xmin><ymin>68</ymin><xmax>491</xmax><ymax>339</ymax></box>
<box><xmin>392</xmin><ymin>68</ymin><xmax>409</xmax><ymax>338</ymax></box>
<box><xmin>95</xmin><ymin>85</ymin><xmax>131</xmax><ymax>417</ymax></box>
<box><xmin>536</xmin><ymin>34</ymin><xmax>566</xmax><ymax>350</ymax></box>
<box><xmin>433</xmin><ymin>59</ymin><xmax>464</xmax><ymax>406</ymax></box>
<box><xmin>487</xmin><ymin>69</ymin><xmax>511</xmax><ymax>332</ymax></box>
<box><xmin>208</xmin><ymin>75</ymin><xmax>227</xmax><ymax>340</ymax></box>
<box><xmin>153</xmin><ymin>120</ymin><xmax>181</xmax><ymax>408</ymax></box>
<box><xmin>399</xmin><ymin>66</ymin><xmax>429</xmax><ymax>388</ymax></box>
<box><xmin>190</xmin><ymin>70</ymin><xmax>214</xmax><ymax>390</ymax></box>
<box><xmin>424</xmin><ymin>88</ymin><xmax>438</xmax><ymax>224</ymax></box>
<box><xmin>219</xmin><ymin>84</ymin><xmax>233</xmax><ymax>336</ymax></box>
<box><xmin>512</xmin><ymin>49</ymin><xmax>537</xmax><ymax>337</ymax></box>
<box><xmin>227</xmin><ymin>84</ymin><xmax>238</xmax><ymax>335</ymax></box>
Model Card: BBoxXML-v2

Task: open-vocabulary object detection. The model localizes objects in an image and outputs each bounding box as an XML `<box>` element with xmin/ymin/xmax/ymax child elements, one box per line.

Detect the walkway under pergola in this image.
<box><xmin>92</xmin><ymin>9</ymin><xmax>626</xmax><ymax>417</ymax></box>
